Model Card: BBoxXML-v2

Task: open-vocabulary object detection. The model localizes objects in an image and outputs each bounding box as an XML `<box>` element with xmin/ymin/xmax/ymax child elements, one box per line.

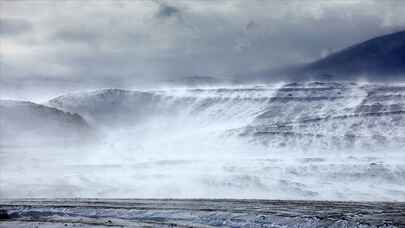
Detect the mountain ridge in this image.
<box><xmin>246</xmin><ymin>30</ymin><xmax>405</xmax><ymax>82</ymax></box>
<box><xmin>300</xmin><ymin>30</ymin><xmax>405</xmax><ymax>80</ymax></box>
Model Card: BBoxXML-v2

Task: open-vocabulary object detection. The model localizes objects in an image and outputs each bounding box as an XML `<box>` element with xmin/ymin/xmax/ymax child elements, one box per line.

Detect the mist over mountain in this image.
<box><xmin>164</xmin><ymin>76</ymin><xmax>239</xmax><ymax>87</ymax></box>
<box><xmin>48</xmin><ymin>89</ymin><xmax>164</xmax><ymax>127</ymax></box>
<box><xmin>0</xmin><ymin>100</ymin><xmax>91</xmax><ymax>145</ymax></box>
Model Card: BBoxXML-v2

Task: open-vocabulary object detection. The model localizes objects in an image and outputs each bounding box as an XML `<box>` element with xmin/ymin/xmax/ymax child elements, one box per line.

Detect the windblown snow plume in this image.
<box><xmin>1</xmin><ymin>82</ymin><xmax>405</xmax><ymax>200</ymax></box>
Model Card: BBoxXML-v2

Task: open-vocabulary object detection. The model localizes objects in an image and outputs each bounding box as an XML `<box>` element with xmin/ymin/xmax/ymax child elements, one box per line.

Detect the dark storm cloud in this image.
<box><xmin>155</xmin><ymin>2</ymin><xmax>181</xmax><ymax>18</ymax></box>
<box><xmin>0</xmin><ymin>18</ymin><xmax>32</xmax><ymax>36</ymax></box>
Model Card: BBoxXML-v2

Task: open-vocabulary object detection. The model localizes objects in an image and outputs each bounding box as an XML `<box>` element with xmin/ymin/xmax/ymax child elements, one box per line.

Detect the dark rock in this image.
<box><xmin>0</xmin><ymin>209</ymin><xmax>10</xmax><ymax>220</ymax></box>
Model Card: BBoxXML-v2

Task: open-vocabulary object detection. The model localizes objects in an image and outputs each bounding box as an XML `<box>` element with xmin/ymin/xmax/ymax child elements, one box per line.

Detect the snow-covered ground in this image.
<box><xmin>1</xmin><ymin>199</ymin><xmax>405</xmax><ymax>227</ymax></box>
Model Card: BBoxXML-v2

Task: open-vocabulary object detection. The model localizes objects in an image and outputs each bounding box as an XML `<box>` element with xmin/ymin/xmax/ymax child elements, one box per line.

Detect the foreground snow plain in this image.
<box><xmin>1</xmin><ymin>198</ymin><xmax>405</xmax><ymax>227</ymax></box>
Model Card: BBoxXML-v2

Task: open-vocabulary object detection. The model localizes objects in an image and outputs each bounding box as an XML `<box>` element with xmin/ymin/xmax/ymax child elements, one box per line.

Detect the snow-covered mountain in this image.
<box><xmin>243</xmin><ymin>82</ymin><xmax>405</xmax><ymax>150</ymax></box>
<box><xmin>0</xmin><ymin>100</ymin><xmax>91</xmax><ymax>145</ymax></box>
<box><xmin>48</xmin><ymin>82</ymin><xmax>405</xmax><ymax>149</ymax></box>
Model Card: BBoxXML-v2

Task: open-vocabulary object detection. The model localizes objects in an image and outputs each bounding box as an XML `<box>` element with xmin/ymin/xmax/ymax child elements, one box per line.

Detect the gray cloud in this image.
<box><xmin>52</xmin><ymin>28</ymin><xmax>100</xmax><ymax>44</ymax></box>
<box><xmin>1</xmin><ymin>0</ymin><xmax>405</xmax><ymax>100</ymax></box>
<box><xmin>0</xmin><ymin>18</ymin><xmax>32</xmax><ymax>36</ymax></box>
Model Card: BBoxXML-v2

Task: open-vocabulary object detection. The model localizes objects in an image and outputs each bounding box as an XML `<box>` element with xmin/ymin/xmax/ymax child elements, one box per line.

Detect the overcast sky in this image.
<box><xmin>1</xmin><ymin>0</ymin><xmax>405</xmax><ymax>100</ymax></box>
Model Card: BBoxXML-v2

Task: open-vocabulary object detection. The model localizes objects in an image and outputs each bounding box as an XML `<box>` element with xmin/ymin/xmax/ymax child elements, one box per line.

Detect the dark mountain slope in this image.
<box><xmin>298</xmin><ymin>30</ymin><xmax>405</xmax><ymax>80</ymax></box>
<box><xmin>246</xmin><ymin>30</ymin><xmax>405</xmax><ymax>82</ymax></box>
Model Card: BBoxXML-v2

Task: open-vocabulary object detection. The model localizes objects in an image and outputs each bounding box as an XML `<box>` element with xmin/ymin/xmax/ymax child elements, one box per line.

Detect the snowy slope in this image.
<box><xmin>0</xmin><ymin>100</ymin><xmax>91</xmax><ymax>145</ymax></box>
